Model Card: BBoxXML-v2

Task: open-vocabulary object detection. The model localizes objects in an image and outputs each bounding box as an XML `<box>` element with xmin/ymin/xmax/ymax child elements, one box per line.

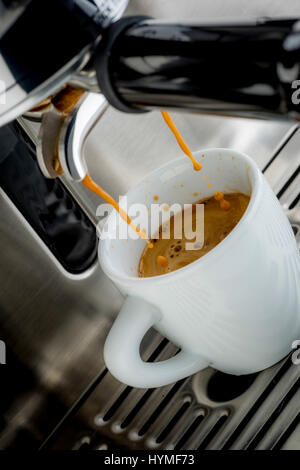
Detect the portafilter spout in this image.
<box><xmin>36</xmin><ymin>88</ymin><xmax>108</xmax><ymax>181</ymax></box>
<box><xmin>58</xmin><ymin>92</ymin><xmax>108</xmax><ymax>181</ymax></box>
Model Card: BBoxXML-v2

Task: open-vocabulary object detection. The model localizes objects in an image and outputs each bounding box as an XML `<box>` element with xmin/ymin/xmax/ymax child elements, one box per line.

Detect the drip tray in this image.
<box><xmin>47</xmin><ymin>339</ymin><xmax>299</xmax><ymax>450</ymax></box>
<box><xmin>44</xmin><ymin>127</ymin><xmax>300</xmax><ymax>451</ymax></box>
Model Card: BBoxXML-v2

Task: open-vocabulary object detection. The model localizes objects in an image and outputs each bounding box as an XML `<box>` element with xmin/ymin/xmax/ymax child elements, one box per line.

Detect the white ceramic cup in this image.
<box><xmin>99</xmin><ymin>148</ymin><xmax>300</xmax><ymax>388</ymax></box>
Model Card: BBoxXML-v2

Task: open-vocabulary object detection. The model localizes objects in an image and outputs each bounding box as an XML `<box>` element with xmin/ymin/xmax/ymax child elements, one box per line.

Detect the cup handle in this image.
<box><xmin>104</xmin><ymin>296</ymin><xmax>209</xmax><ymax>388</ymax></box>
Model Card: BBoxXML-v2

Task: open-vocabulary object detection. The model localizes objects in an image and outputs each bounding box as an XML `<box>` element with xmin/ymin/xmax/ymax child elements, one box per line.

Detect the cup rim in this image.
<box><xmin>99</xmin><ymin>148</ymin><xmax>263</xmax><ymax>285</ymax></box>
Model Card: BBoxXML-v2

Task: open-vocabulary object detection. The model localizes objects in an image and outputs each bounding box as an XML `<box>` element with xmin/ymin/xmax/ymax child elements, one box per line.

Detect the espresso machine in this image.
<box><xmin>0</xmin><ymin>0</ymin><xmax>299</xmax><ymax>450</ymax></box>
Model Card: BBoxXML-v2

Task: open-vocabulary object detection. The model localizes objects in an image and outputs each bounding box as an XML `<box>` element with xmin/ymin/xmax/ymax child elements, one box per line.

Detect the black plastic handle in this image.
<box><xmin>95</xmin><ymin>17</ymin><xmax>300</xmax><ymax>119</ymax></box>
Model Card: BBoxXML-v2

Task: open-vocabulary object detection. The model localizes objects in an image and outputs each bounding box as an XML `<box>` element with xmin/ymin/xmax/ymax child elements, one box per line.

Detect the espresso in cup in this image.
<box><xmin>139</xmin><ymin>192</ymin><xmax>250</xmax><ymax>277</ymax></box>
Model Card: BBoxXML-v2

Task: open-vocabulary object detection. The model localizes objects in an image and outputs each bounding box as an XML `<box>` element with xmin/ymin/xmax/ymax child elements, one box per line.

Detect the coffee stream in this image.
<box><xmin>82</xmin><ymin>174</ymin><xmax>153</xmax><ymax>247</ymax></box>
<box><xmin>161</xmin><ymin>111</ymin><xmax>202</xmax><ymax>171</ymax></box>
<box><xmin>81</xmin><ymin>111</ymin><xmax>234</xmax><ymax>272</ymax></box>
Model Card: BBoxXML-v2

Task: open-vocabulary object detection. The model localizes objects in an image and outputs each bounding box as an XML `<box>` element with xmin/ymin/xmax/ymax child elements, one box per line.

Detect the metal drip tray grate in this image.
<box><xmin>49</xmin><ymin>341</ymin><xmax>299</xmax><ymax>451</ymax></box>
<box><xmin>47</xmin><ymin>127</ymin><xmax>300</xmax><ymax>451</ymax></box>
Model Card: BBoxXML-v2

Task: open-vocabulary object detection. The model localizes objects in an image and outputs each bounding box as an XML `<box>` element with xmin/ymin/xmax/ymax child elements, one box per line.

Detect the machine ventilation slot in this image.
<box><xmin>273</xmin><ymin>412</ymin><xmax>300</xmax><ymax>450</ymax></box>
<box><xmin>121</xmin><ymin>389</ymin><xmax>154</xmax><ymax>429</ymax></box>
<box><xmin>103</xmin><ymin>339</ymin><xmax>169</xmax><ymax>423</ymax></box>
<box><xmin>247</xmin><ymin>378</ymin><xmax>300</xmax><ymax>450</ymax></box>
<box><xmin>276</xmin><ymin>165</ymin><xmax>300</xmax><ymax>199</ymax></box>
<box><xmin>197</xmin><ymin>413</ymin><xmax>228</xmax><ymax>450</ymax></box>
<box><xmin>289</xmin><ymin>193</ymin><xmax>300</xmax><ymax>210</ymax></box>
<box><xmin>156</xmin><ymin>399</ymin><xmax>191</xmax><ymax>444</ymax></box>
<box><xmin>223</xmin><ymin>356</ymin><xmax>293</xmax><ymax>449</ymax></box>
<box><xmin>174</xmin><ymin>413</ymin><xmax>205</xmax><ymax>450</ymax></box>
<box><xmin>262</xmin><ymin>126</ymin><xmax>298</xmax><ymax>173</ymax></box>
<box><xmin>138</xmin><ymin>379</ymin><xmax>185</xmax><ymax>437</ymax></box>
<box><xmin>103</xmin><ymin>387</ymin><xmax>133</xmax><ymax>423</ymax></box>
<box><xmin>145</xmin><ymin>338</ymin><xmax>170</xmax><ymax>362</ymax></box>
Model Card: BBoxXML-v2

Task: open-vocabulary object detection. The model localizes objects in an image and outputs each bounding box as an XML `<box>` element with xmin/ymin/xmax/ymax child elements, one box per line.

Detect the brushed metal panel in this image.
<box><xmin>0</xmin><ymin>189</ymin><xmax>123</xmax><ymax>447</ymax></box>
